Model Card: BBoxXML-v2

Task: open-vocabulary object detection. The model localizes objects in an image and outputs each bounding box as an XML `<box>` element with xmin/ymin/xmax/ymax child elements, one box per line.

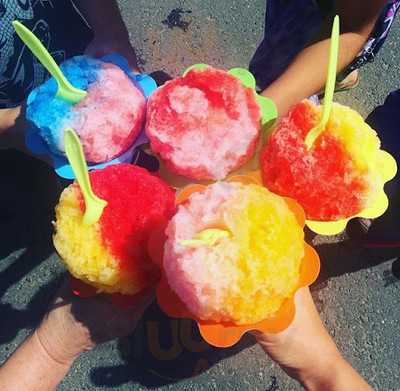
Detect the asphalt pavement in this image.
<box><xmin>1</xmin><ymin>1</ymin><xmax>400</xmax><ymax>390</ymax></box>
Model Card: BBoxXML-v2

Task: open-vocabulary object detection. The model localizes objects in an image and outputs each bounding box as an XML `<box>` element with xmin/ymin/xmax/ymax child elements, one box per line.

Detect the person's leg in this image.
<box><xmin>360</xmin><ymin>90</ymin><xmax>400</xmax><ymax>247</ymax></box>
<box><xmin>249</xmin><ymin>0</ymin><xmax>323</xmax><ymax>91</ymax></box>
<box><xmin>334</xmin><ymin>1</ymin><xmax>400</xmax><ymax>94</ymax></box>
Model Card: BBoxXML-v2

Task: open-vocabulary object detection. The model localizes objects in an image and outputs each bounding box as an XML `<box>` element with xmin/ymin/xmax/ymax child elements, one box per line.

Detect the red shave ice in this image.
<box><xmin>54</xmin><ymin>164</ymin><xmax>176</xmax><ymax>295</ymax></box>
<box><xmin>88</xmin><ymin>165</ymin><xmax>176</xmax><ymax>267</ymax></box>
<box><xmin>146</xmin><ymin>66</ymin><xmax>261</xmax><ymax>180</ymax></box>
<box><xmin>261</xmin><ymin>100</ymin><xmax>371</xmax><ymax>221</ymax></box>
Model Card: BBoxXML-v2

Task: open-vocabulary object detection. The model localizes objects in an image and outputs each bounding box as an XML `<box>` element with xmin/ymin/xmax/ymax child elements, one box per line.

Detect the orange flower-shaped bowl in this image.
<box><xmin>153</xmin><ymin>174</ymin><xmax>321</xmax><ymax>348</ymax></box>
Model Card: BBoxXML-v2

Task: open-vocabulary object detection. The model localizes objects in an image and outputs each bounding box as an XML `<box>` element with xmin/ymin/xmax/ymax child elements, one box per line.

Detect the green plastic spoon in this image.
<box><xmin>180</xmin><ymin>228</ymin><xmax>231</xmax><ymax>248</ymax></box>
<box><xmin>64</xmin><ymin>129</ymin><xmax>107</xmax><ymax>225</ymax></box>
<box><xmin>12</xmin><ymin>21</ymin><xmax>87</xmax><ymax>104</ymax></box>
<box><xmin>305</xmin><ymin>15</ymin><xmax>340</xmax><ymax>150</ymax></box>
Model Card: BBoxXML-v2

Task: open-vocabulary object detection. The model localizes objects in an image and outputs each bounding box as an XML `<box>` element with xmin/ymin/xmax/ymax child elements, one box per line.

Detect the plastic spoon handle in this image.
<box><xmin>12</xmin><ymin>21</ymin><xmax>87</xmax><ymax>104</ymax></box>
<box><xmin>64</xmin><ymin>129</ymin><xmax>107</xmax><ymax>225</ymax></box>
<box><xmin>305</xmin><ymin>15</ymin><xmax>340</xmax><ymax>150</ymax></box>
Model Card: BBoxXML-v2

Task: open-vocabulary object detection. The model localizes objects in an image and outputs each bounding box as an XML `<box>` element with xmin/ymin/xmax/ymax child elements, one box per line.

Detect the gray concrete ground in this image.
<box><xmin>1</xmin><ymin>1</ymin><xmax>400</xmax><ymax>390</ymax></box>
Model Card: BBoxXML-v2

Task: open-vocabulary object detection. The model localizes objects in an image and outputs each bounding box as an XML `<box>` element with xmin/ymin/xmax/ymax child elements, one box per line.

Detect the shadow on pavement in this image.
<box><xmin>0</xmin><ymin>150</ymin><xmax>61</xmax><ymax>345</ymax></box>
<box><xmin>0</xmin><ymin>275</ymin><xmax>63</xmax><ymax>345</ymax></box>
<box><xmin>90</xmin><ymin>300</ymin><xmax>255</xmax><ymax>388</ymax></box>
<box><xmin>311</xmin><ymin>238</ymin><xmax>400</xmax><ymax>292</ymax></box>
<box><xmin>149</xmin><ymin>70</ymin><xmax>173</xmax><ymax>86</ymax></box>
<box><xmin>310</xmin><ymin>197</ymin><xmax>400</xmax><ymax>290</ymax></box>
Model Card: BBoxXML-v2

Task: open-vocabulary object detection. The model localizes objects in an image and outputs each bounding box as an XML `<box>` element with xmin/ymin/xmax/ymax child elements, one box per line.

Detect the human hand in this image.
<box><xmin>253</xmin><ymin>287</ymin><xmax>373</xmax><ymax>390</ymax></box>
<box><xmin>36</xmin><ymin>278</ymin><xmax>153</xmax><ymax>366</ymax></box>
<box><xmin>253</xmin><ymin>288</ymin><xmax>340</xmax><ymax>381</ymax></box>
<box><xmin>75</xmin><ymin>0</ymin><xmax>141</xmax><ymax>73</ymax></box>
<box><xmin>85</xmin><ymin>33</ymin><xmax>141</xmax><ymax>73</ymax></box>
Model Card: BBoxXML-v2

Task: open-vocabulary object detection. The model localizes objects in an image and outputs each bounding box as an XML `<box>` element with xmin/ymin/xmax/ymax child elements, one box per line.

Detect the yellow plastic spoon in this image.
<box><xmin>64</xmin><ymin>129</ymin><xmax>107</xmax><ymax>225</ymax></box>
<box><xmin>305</xmin><ymin>15</ymin><xmax>340</xmax><ymax>150</ymax></box>
<box><xmin>180</xmin><ymin>228</ymin><xmax>231</xmax><ymax>248</ymax></box>
<box><xmin>12</xmin><ymin>21</ymin><xmax>87</xmax><ymax>104</ymax></box>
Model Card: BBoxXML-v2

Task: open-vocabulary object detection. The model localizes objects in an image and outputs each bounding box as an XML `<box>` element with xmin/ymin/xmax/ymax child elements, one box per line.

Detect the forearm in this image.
<box><xmin>261</xmin><ymin>31</ymin><xmax>367</xmax><ymax>116</ymax></box>
<box><xmin>72</xmin><ymin>0</ymin><xmax>139</xmax><ymax>71</ymax></box>
<box><xmin>0</xmin><ymin>331</ymin><xmax>73</xmax><ymax>391</ymax></box>
<box><xmin>261</xmin><ymin>0</ymin><xmax>388</xmax><ymax>117</ymax></box>
<box><xmin>300</xmin><ymin>354</ymin><xmax>374</xmax><ymax>391</ymax></box>
<box><xmin>256</xmin><ymin>288</ymin><xmax>374</xmax><ymax>391</ymax></box>
<box><xmin>73</xmin><ymin>0</ymin><xmax>129</xmax><ymax>38</ymax></box>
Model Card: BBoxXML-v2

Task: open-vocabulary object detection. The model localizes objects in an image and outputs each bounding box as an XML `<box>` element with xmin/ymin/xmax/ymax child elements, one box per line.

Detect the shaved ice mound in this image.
<box><xmin>163</xmin><ymin>182</ymin><xmax>304</xmax><ymax>325</ymax></box>
<box><xmin>146</xmin><ymin>66</ymin><xmax>261</xmax><ymax>180</ymax></box>
<box><xmin>27</xmin><ymin>56</ymin><xmax>146</xmax><ymax>163</ymax></box>
<box><xmin>261</xmin><ymin>100</ymin><xmax>388</xmax><ymax>221</ymax></box>
<box><xmin>54</xmin><ymin>164</ymin><xmax>176</xmax><ymax>295</ymax></box>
